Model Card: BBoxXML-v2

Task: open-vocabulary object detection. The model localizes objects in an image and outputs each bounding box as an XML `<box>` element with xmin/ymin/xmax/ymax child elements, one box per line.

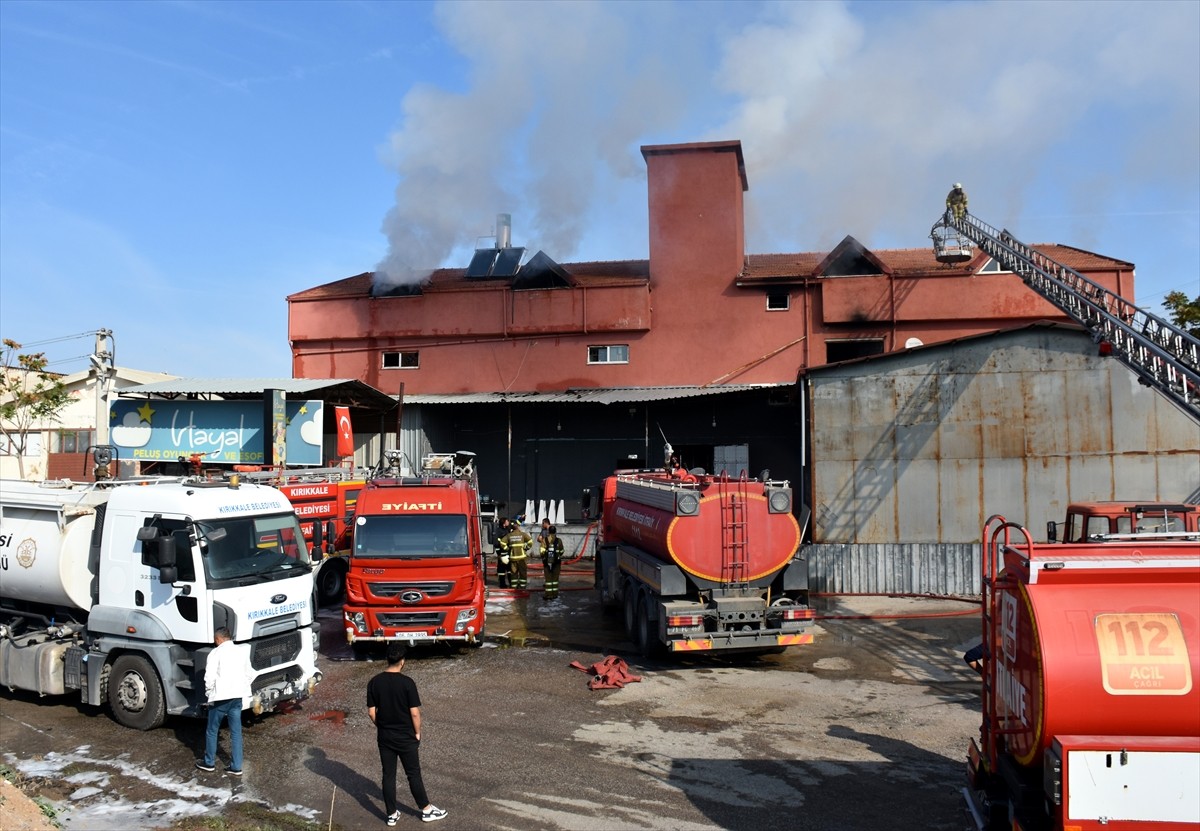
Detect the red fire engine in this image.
<box><xmin>343</xmin><ymin>451</ymin><xmax>487</xmax><ymax>651</ymax></box>
<box><xmin>235</xmin><ymin>467</ymin><xmax>365</xmax><ymax>606</ymax></box>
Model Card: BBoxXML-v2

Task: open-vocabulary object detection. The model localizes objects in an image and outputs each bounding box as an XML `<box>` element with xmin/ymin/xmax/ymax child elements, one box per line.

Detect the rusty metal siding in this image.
<box><xmin>807</xmin><ymin>326</ymin><xmax>1200</xmax><ymax>561</ymax></box>
<box><xmin>804</xmin><ymin>543</ymin><xmax>981</xmax><ymax>596</ymax></box>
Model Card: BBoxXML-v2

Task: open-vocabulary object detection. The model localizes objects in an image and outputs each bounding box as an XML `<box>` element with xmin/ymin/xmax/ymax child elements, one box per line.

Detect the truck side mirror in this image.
<box><xmin>1046</xmin><ymin>521</ymin><xmax>1058</xmax><ymax>542</ymax></box>
<box><xmin>580</xmin><ymin>487</ymin><xmax>593</xmax><ymax>521</ymax></box>
<box><xmin>312</xmin><ymin>520</ymin><xmax>324</xmax><ymax>554</ymax></box>
<box><xmin>140</xmin><ymin>532</ymin><xmax>178</xmax><ymax>579</ymax></box>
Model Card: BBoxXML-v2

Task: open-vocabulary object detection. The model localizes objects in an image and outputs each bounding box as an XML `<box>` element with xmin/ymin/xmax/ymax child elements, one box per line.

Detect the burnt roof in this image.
<box><xmin>289</xmin><ymin>242</ymin><xmax>1131</xmax><ymax>301</ymax></box>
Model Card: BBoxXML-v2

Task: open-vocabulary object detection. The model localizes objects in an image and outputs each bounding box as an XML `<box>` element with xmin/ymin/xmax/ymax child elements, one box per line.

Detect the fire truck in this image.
<box><xmin>930</xmin><ymin>200</ymin><xmax>1199</xmax><ymax>421</ymax></box>
<box><xmin>233</xmin><ymin>467</ymin><xmax>366</xmax><ymax>607</ymax></box>
<box><xmin>934</xmin><ymin>201</ymin><xmax>1200</xmax><ymax>829</ymax></box>
<box><xmin>583</xmin><ymin>446</ymin><xmax>813</xmax><ymax>655</ymax></box>
<box><xmin>969</xmin><ymin>516</ymin><xmax>1199</xmax><ymax>830</ymax></box>
<box><xmin>1048</xmin><ymin>501</ymin><xmax>1199</xmax><ymax>543</ymax></box>
<box><xmin>342</xmin><ymin>451</ymin><xmax>487</xmax><ymax>651</ymax></box>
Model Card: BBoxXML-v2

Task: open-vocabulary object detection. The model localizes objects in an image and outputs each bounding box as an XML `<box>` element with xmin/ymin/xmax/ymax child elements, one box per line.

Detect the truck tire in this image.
<box><xmin>317</xmin><ymin>559</ymin><xmax>347</xmax><ymax>606</ymax></box>
<box><xmin>623</xmin><ymin>580</ymin><xmax>640</xmax><ymax>638</ymax></box>
<box><xmin>106</xmin><ymin>655</ymin><xmax>166</xmax><ymax>731</ymax></box>
<box><xmin>636</xmin><ymin>595</ymin><xmax>663</xmax><ymax>657</ymax></box>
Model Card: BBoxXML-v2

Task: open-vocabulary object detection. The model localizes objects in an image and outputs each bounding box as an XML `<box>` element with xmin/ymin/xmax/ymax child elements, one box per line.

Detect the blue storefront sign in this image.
<box><xmin>110</xmin><ymin>399</ymin><xmax>323</xmax><ymax>466</ymax></box>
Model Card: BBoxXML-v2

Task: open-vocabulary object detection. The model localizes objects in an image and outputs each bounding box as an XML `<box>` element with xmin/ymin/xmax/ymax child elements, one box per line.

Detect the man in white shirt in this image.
<box><xmin>196</xmin><ymin>627</ymin><xmax>253</xmax><ymax>775</ymax></box>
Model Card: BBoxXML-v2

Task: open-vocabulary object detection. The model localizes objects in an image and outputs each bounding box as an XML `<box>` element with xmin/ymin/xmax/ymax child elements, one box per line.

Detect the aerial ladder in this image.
<box><xmin>931</xmin><ymin>204</ymin><xmax>1200</xmax><ymax>422</ymax></box>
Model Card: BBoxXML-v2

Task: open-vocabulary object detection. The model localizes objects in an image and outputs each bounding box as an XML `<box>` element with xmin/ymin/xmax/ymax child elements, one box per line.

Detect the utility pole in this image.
<box><xmin>91</xmin><ymin>329</ymin><xmax>114</xmax><ymax>446</ymax></box>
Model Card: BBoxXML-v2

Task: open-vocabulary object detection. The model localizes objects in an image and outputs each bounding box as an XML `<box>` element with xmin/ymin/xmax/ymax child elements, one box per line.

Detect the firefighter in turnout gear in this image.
<box><xmin>494</xmin><ymin>517</ymin><xmax>513</xmax><ymax>588</ymax></box>
<box><xmin>946</xmin><ymin>183</ymin><xmax>968</xmax><ymax>222</ymax></box>
<box><xmin>540</xmin><ymin>525</ymin><xmax>565</xmax><ymax>600</ymax></box>
<box><xmin>502</xmin><ymin>520</ymin><xmax>533</xmax><ymax>590</ymax></box>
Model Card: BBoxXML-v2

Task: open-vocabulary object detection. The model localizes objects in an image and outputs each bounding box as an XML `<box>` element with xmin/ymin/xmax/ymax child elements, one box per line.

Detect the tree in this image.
<box><xmin>0</xmin><ymin>338</ymin><xmax>71</xmax><ymax>479</ymax></box>
<box><xmin>1163</xmin><ymin>291</ymin><xmax>1200</xmax><ymax>339</ymax></box>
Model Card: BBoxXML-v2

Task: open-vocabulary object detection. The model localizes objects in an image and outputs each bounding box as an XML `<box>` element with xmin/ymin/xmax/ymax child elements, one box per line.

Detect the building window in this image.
<box><xmin>979</xmin><ymin>257</ymin><xmax>1011</xmax><ymax>274</ymax></box>
<box><xmin>382</xmin><ymin>351</ymin><xmax>419</xmax><ymax>369</ymax></box>
<box><xmin>1</xmin><ymin>432</ymin><xmax>43</xmax><ymax>457</ymax></box>
<box><xmin>588</xmin><ymin>345</ymin><xmax>629</xmax><ymax>365</ymax></box>
<box><xmin>826</xmin><ymin>339</ymin><xmax>885</xmax><ymax>363</ymax></box>
<box><xmin>766</xmin><ymin>291</ymin><xmax>790</xmax><ymax>311</ymax></box>
<box><xmin>51</xmin><ymin>429</ymin><xmax>95</xmax><ymax>453</ymax></box>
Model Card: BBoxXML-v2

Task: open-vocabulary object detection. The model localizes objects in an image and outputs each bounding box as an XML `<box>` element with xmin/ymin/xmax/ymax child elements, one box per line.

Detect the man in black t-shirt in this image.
<box><xmin>367</xmin><ymin>644</ymin><xmax>447</xmax><ymax>825</ymax></box>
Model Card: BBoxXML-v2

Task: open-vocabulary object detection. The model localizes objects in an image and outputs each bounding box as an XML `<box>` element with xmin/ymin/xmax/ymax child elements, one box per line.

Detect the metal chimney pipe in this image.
<box><xmin>496</xmin><ymin>213</ymin><xmax>512</xmax><ymax>249</ymax></box>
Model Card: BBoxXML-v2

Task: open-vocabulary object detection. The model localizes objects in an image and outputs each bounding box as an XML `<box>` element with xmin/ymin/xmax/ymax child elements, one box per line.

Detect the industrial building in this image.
<box><xmin>287</xmin><ymin>139</ymin><xmax>1181</xmax><ymax>535</ymax></box>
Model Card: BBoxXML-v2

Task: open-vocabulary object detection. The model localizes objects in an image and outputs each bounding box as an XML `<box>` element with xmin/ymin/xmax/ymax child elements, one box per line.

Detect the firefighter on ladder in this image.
<box><xmin>540</xmin><ymin>525</ymin><xmax>565</xmax><ymax>601</ymax></box>
<box><xmin>501</xmin><ymin>519</ymin><xmax>532</xmax><ymax>590</ymax></box>
<box><xmin>946</xmin><ymin>183</ymin><xmax>968</xmax><ymax>222</ymax></box>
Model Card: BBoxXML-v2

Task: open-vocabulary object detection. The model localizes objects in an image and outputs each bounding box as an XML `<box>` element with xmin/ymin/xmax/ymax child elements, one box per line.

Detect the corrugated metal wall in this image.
<box><xmin>805</xmin><ymin>325</ymin><xmax>1200</xmax><ymax>596</ymax></box>
<box><xmin>804</xmin><ymin>543</ymin><xmax>981</xmax><ymax>596</ymax></box>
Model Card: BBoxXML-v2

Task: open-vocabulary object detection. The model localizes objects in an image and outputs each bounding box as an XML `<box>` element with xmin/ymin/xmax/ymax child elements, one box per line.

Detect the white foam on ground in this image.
<box><xmin>3</xmin><ymin>747</ymin><xmax>320</xmax><ymax>830</ymax></box>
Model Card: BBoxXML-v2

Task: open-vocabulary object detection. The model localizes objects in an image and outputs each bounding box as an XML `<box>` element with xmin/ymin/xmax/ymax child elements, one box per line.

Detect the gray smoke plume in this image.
<box><xmin>375</xmin><ymin>1</ymin><xmax>1198</xmax><ymax>302</ymax></box>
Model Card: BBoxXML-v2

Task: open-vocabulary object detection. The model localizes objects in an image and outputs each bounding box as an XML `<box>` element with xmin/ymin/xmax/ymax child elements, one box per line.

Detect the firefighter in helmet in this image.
<box><xmin>539</xmin><ymin>525</ymin><xmax>565</xmax><ymax>601</ymax></box>
<box><xmin>503</xmin><ymin>519</ymin><xmax>533</xmax><ymax>590</ymax></box>
<box><xmin>494</xmin><ymin>516</ymin><xmax>513</xmax><ymax>588</ymax></box>
<box><xmin>946</xmin><ymin>183</ymin><xmax>968</xmax><ymax>222</ymax></box>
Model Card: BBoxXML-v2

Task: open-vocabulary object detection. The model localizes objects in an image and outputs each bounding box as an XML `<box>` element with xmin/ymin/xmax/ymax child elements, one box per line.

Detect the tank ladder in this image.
<box><xmin>940</xmin><ymin>209</ymin><xmax>1200</xmax><ymax>423</ymax></box>
<box><xmin>980</xmin><ymin>516</ymin><xmax>1036</xmax><ymax>770</ymax></box>
<box><xmin>718</xmin><ymin>472</ymin><xmax>751</xmax><ymax>584</ymax></box>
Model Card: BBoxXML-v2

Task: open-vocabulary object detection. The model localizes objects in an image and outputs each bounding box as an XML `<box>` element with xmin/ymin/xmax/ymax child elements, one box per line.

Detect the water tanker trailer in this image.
<box><xmin>0</xmin><ymin>471</ymin><xmax>322</xmax><ymax>730</ymax></box>
<box><xmin>583</xmin><ymin>458</ymin><xmax>812</xmax><ymax>655</ymax></box>
<box><xmin>966</xmin><ymin>516</ymin><xmax>1200</xmax><ymax>830</ymax></box>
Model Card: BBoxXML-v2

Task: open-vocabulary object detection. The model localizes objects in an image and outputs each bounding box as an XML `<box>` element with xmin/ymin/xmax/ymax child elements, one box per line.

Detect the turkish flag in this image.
<box><xmin>335</xmin><ymin>407</ymin><xmax>354</xmax><ymax>457</ymax></box>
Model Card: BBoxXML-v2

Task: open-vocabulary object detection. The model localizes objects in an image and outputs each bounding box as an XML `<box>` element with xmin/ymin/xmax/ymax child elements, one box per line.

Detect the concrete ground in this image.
<box><xmin>1</xmin><ymin>556</ymin><xmax>984</xmax><ymax>830</ymax></box>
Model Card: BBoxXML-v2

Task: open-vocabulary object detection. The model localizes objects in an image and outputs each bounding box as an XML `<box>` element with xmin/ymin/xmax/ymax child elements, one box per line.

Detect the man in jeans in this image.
<box><xmin>197</xmin><ymin>626</ymin><xmax>252</xmax><ymax>775</ymax></box>
<box><xmin>367</xmin><ymin>643</ymin><xmax>447</xmax><ymax>825</ymax></box>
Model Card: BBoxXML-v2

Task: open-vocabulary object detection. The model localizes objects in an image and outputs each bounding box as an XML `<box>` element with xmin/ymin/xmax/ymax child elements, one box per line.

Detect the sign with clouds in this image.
<box><xmin>110</xmin><ymin>400</ymin><xmax>324</xmax><ymax>466</ymax></box>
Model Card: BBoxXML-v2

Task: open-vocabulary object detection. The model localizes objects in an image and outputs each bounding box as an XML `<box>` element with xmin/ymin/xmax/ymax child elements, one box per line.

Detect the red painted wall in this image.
<box><xmin>288</xmin><ymin>140</ymin><xmax>1135</xmax><ymax>393</ymax></box>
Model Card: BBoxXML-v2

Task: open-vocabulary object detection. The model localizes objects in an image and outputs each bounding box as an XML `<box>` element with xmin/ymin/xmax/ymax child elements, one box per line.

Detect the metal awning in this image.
<box><xmin>116</xmin><ymin>378</ymin><xmax>398</xmax><ymax>413</ymax></box>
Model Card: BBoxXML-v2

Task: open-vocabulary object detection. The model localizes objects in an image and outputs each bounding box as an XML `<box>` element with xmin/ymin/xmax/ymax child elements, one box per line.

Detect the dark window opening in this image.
<box><xmin>826</xmin><ymin>339</ymin><xmax>885</xmax><ymax>363</ymax></box>
<box><xmin>766</xmin><ymin>291</ymin><xmax>790</xmax><ymax>311</ymax></box>
<box><xmin>382</xmin><ymin>351</ymin><xmax>419</xmax><ymax>369</ymax></box>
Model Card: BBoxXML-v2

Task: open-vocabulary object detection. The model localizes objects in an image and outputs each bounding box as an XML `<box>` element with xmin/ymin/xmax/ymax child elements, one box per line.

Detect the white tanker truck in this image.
<box><xmin>0</xmin><ymin>471</ymin><xmax>322</xmax><ymax>730</ymax></box>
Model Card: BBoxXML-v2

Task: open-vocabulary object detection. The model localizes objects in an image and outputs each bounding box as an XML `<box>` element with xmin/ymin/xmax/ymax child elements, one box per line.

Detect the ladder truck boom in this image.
<box><xmin>931</xmin><ymin>206</ymin><xmax>1200</xmax><ymax>422</ymax></box>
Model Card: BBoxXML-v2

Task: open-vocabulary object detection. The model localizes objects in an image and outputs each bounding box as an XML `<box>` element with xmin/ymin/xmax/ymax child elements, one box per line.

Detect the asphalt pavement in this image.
<box><xmin>1</xmin><ymin>557</ymin><xmax>983</xmax><ymax>830</ymax></box>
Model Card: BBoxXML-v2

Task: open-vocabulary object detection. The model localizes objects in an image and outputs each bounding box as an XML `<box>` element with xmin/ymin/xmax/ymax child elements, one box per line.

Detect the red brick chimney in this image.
<box><xmin>641</xmin><ymin>140</ymin><xmax>748</xmax><ymax>286</ymax></box>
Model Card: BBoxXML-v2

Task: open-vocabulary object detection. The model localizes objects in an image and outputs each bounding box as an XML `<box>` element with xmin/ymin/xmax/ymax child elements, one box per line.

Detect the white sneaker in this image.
<box><xmin>386</xmin><ymin>810</ymin><xmax>401</xmax><ymax>826</ymax></box>
<box><xmin>422</xmin><ymin>805</ymin><xmax>447</xmax><ymax>823</ymax></box>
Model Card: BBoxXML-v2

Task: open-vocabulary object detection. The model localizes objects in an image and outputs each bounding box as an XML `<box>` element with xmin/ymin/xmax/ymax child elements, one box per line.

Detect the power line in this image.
<box><xmin>8</xmin><ymin>331</ymin><xmax>97</xmax><ymax>348</ymax></box>
<box><xmin>44</xmin><ymin>354</ymin><xmax>92</xmax><ymax>367</ymax></box>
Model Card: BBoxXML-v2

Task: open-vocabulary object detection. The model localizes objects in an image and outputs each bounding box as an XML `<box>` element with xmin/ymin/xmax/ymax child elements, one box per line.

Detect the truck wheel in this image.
<box><xmin>106</xmin><ymin>655</ymin><xmax>166</xmax><ymax>731</ymax></box>
<box><xmin>635</xmin><ymin>596</ymin><xmax>662</xmax><ymax>657</ymax></box>
<box><xmin>317</xmin><ymin>559</ymin><xmax>347</xmax><ymax>606</ymax></box>
<box><xmin>623</xmin><ymin>581</ymin><xmax>639</xmax><ymax>637</ymax></box>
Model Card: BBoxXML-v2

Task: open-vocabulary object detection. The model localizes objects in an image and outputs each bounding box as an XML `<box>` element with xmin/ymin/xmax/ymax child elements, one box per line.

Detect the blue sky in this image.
<box><xmin>2</xmin><ymin>0</ymin><xmax>1197</xmax><ymax>379</ymax></box>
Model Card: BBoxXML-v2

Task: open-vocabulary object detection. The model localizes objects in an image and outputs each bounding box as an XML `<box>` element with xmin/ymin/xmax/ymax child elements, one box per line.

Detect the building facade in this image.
<box><xmin>286</xmin><ymin>139</ymin><xmax>1140</xmax><ymax>523</ymax></box>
